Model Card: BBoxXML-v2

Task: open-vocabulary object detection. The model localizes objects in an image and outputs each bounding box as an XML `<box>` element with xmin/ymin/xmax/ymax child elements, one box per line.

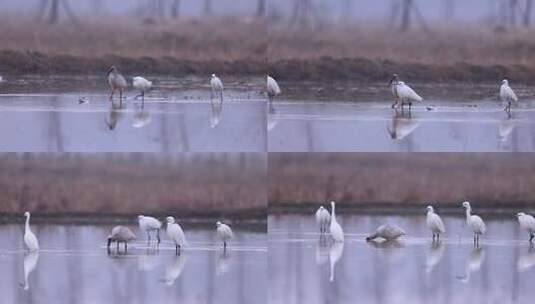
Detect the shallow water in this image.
<box><xmin>268</xmin><ymin>101</ymin><xmax>535</xmax><ymax>152</ymax></box>
<box><xmin>0</xmin><ymin>95</ymin><xmax>266</xmax><ymax>152</ymax></box>
<box><xmin>0</xmin><ymin>224</ymin><xmax>267</xmax><ymax>304</ymax></box>
<box><xmin>269</xmin><ymin>214</ymin><xmax>535</xmax><ymax>304</ymax></box>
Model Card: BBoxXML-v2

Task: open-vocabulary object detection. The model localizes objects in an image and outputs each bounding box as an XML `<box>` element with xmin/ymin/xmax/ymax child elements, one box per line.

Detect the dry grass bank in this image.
<box><xmin>0</xmin><ymin>153</ymin><xmax>266</xmax><ymax>216</ymax></box>
<box><xmin>269</xmin><ymin>153</ymin><xmax>535</xmax><ymax>208</ymax></box>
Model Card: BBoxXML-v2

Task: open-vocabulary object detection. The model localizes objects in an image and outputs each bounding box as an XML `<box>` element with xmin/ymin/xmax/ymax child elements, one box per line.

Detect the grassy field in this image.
<box><xmin>269</xmin><ymin>153</ymin><xmax>535</xmax><ymax>210</ymax></box>
<box><xmin>0</xmin><ymin>153</ymin><xmax>266</xmax><ymax>217</ymax></box>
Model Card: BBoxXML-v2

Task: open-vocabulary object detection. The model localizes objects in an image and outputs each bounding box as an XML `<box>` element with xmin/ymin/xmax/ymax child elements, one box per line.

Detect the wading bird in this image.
<box><xmin>216</xmin><ymin>221</ymin><xmax>233</xmax><ymax>251</ymax></box>
<box><xmin>366</xmin><ymin>224</ymin><xmax>406</xmax><ymax>241</ymax></box>
<box><xmin>267</xmin><ymin>75</ymin><xmax>281</xmax><ymax>111</ymax></box>
<box><xmin>389</xmin><ymin>74</ymin><xmax>422</xmax><ymax>111</ymax></box>
<box><xmin>426</xmin><ymin>205</ymin><xmax>445</xmax><ymax>242</ymax></box>
<box><xmin>517</xmin><ymin>212</ymin><xmax>535</xmax><ymax>243</ymax></box>
<box><xmin>210</xmin><ymin>74</ymin><xmax>224</xmax><ymax>104</ymax></box>
<box><xmin>166</xmin><ymin>216</ymin><xmax>188</xmax><ymax>255</ymax></box>
<box><xmin>107</xmin><ymin>225</ymin><xmax>136</xmax><ymax>253</ymax></box>
<box><xmin>315</xmin><ymin>206</ymin><xmax>331</xmax><ymax>234</ymax></box>
<box><xmin>23</xmin><ymin>212</ymin><xmax>39</xmax><ymax>252</ymax></box>
<box><xmin>132</xmin><ymin>76</ymin><xmax>152</xmax><ymax>108</ymax></box>
<box><xmin>329</xmin><ymin>201</ymin><xmax>344</xmax><ymax>242</ymax></box>
<box><xmin>107</xmin><ymin>66</ymin><xmax>127</xmax><ymax>106</ymax></box>
<box><xmin>138</xmin><ymin>215</ymin><xmax>162</xmax><ymax>245</ymax></box>
<box><xmin>500</xmin><ymin>79</ymin><xmax>518</xmax><ymax>113</ymax></box>
<box><xmin>462</xmin><ymin>201</ymin><xmax>486</xmax><ymax>247</ymax></box>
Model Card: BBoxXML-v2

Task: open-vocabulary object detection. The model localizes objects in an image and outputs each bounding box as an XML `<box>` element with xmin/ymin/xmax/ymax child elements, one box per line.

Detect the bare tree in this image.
<box><xmin>257</xmin><ymin>0</ymin><xmax>266</xmax><ymax>17</ymax></box>
<box><xmin>524</xmin><ymin>0</ymin><xmax>534</xmax><ymax>26</ymax></box>
<box><xmin>400</xmin><ymin>0</ymin><xmax>412</xmax><ymax>31</ymax></box>
<box><xmin>171</xmin><ymin>0</ymin><xmax>181</xmax><ymax>19</ymax></box>
<box><xmin>36</xmin><ymin>0</ymin><xmax>78</xmax><ymax>24</ymax></box>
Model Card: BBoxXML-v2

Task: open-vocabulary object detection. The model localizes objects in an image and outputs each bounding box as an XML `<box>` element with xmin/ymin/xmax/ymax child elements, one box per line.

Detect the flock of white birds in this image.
<box><xmin>316</xmin><ymin>201</ymin><xmax>535</xmax><ymax>247</ymax></box>
<box><xmin>23</xmin><ymin>212</ymin><xmax>234</xmax><ymax>254</ymax></box>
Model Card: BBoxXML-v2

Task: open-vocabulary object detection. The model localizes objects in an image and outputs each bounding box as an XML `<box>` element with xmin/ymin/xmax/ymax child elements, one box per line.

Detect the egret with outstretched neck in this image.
<box><xmin>462</xmin><ymin>201</ymin><xmax>486</xmax><ymax>247</ymax></box>
<box><xmin>166</xmin><ymin>216</ymin><xmax>188</xmax><ymax>255</ymax></box>
<box><xmin>210</xmin><ymin>74</ymin><xmax>224</xmax><ymax>104</ymax></box>
<box><xmin>23</xmin><ymin>212</ymin><xmax>39</xmax><ymax>252</ymax></box>
<box><xmin>329</xmin><ymin>201</ymin><xmax>344</xmax><ymax>242</ymax></box>
<box><xmin>216</xmin><ymin>221</ymin><xmax>233</xmax><ymax>251</ymax></box>
<box><xmin>426</xmin><ymin>205</ymin><xmax>445</xmax><ymax>242</ymax></box>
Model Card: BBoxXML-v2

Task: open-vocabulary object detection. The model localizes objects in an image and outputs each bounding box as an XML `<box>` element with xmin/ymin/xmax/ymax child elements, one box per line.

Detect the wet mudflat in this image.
<box><xmin>269</xmin><ymin>213</ymin><xmax>535</xmax><ymax>304</ymax></box>
<box><xmin>268</xmin><ymin>100</ymin><xmax>535</xmax><ymax>152</ymax></box>
<box><xmin>0</xmin><ymin>223</ymin><xmax>267</xmax><ymax>304</ymax></box>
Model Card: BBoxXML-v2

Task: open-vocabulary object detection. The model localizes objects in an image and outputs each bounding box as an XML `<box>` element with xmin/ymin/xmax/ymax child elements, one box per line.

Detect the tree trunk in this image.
<box><xmin>400</xmin><ymin>0</ymin><xmax>412</xmax><ymax>31</ymax></box>
<box><xmin>256</xmin><ymin>0</ymin><xmax>266</xmax><ymax>17</ymax></box>
<box><xmin>524</xmin><ymin>0</ymin><xmax>533</xmax><ymax>26</ymax></box>
<box><xmin>171</xmin><ymin>0</ymin><xmax>180</xmax><ymax>19</ymax></box>
<box><xmin>49</xmin><ymin>0</ymin><xmax>59</xmax><ymax>24</ymax></box>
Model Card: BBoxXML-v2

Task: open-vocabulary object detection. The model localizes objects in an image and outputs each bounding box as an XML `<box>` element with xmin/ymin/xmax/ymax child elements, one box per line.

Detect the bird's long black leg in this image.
<box><xmin>224</xmin><ymin>242</ymin><xmax>227</xmax><ymax>252</ymax></box>
<box><xmin>157</xmin><ymin>229</ymin><xmax>161</xmax><ymax>244</ymax></box>
<box><xmin>141</xmin><ymin>92</ymin><xmax>145</xmax><ymax>109</ymax></box>
<box><xmin>116</xmin><ymin>241</ymin><xmax>119</xmax><ymax>251</ymax></box>
<box><xmin>220</xmin><ymin>90</ymin><xmax>223</xmax><ymax>104</ymax></box>
<box><xmin>119</xmin><ymin>90</ymin><xmax>123</xmax><ymax>107</ymax></box>
<box><xmin>437</xmin><ymin>233</ymin><xmax>440</xmax><ymax>242</ymax></box>
<box><xmin>125</xmin><ymin>242</ymin><xmax>128</xmax><ymax>252</ymax></box>
<box><xmin>147</xmin><ymin>232</ymin><xmax>151</xmax><ymax>245</ymax></box>
<box><xmin>530</xmin><ymin>233</ymin><xmax>534</xmax><ymax>243</ymax></box>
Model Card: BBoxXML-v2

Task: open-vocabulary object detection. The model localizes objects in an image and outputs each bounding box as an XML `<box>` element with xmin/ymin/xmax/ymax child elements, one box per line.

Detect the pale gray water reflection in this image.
<box><xmin>268</xmin><ymin>101</ymin><xmax>535</xmax><ymax>152</ymax></box>
<box><xmin>0</xmin><ymin>224</ymin><xmax>267</xmax><ymax>304</ymax></box>
<box><xmin>269</xmin><ymin>213</ymin><xmax>535</xmax><ymax>304</ymax></box>
<box><xmin>0</xmin><ymin>95</ymin><xmax>266</xmax><ymax>152</ymax></box>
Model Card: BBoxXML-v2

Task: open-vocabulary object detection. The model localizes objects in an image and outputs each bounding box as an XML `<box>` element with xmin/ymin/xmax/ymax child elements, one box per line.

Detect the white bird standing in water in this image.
<box><xmin>389</xmin><ymin>74</ymin><xmax>422</xmax><ymax>111</ymax></box>
<box><xmin>315</xmin><ymin>206</ymin><xmax>331</xmax><ymax>234</ymax></box>
<box><xmin>366</xmin><ymin>224</ymin><xmax>406</xmax><ymax>241</ymax></box>
<box><xmin>462</xmin><ymin>201</ymin><xmax>486</xmax><ymax>246</ymax></box>
<box><xmin>107</xmin><ymin>225</ymin><xmax>136</xmax><ymax>253</ymax></box>
<box><xmin>267</xmin><ymin>75</ymin><xmax>281</xmax><ymax>104</ymax></box>
<box><xmin>517</xmin><ymin>212</ymin><xmax>535</xmax><ymax>243</ymax></box>
<box><xmin>132</xmin><ymin>76</ymin><xmax>152</xmax><ymax>108</ymax></box>
<box><xmin>166</xmin><ymin>216</ymin><xmax>188</xmax><ymax>255</ymax></box>
<box><xmin>426</xmin><ymin>205</ymin><xmax>445</xmax><ymax>242</ymax></box>
<box><xmin>138</xmin><ymin>215</ymin><xmax>162</xmax><ymax>245</ymax></box>
<box><xmin>23</xmin><ymin>212</ymin><xmax>39</xmax><ymax>252</ymax></box>
<box><xmin>210</xmin><ymin>74</ymin><xmax>224</xmax><ymax>103</ymax></box>
<box><xmin>329</xmin><ymin>201</ymin><xmax>344</xmax><ymax>242</ymax></box>
<box><xmin>107</xmin><ymin>66</ymin><xmax>128</xmax><ymax>106</ymax></box>
<box><xmin>500</xmin><ymin>79</ymin><xmax>518</xmax><ymax>113</ymax></box>
<box><xmin>216</xmin><ymin>221</ymin><xmax>233</xmax><ymax>251</ymax></box>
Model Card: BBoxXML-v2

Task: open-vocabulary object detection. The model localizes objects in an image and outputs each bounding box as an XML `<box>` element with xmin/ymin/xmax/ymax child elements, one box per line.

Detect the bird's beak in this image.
<box><xmin>106</xmin><ymin>68</ymin><xmax>114</xmax><ymax>76</ymax></box>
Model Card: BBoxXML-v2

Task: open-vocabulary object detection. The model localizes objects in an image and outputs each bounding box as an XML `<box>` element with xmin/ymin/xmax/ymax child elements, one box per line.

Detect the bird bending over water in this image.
<box><xmin>517</xmin><ymin>212</ymin><xmax>535</xmax><ymax>243</ymax></box>
<box><xmin>23</xmin><ymin>212</ymin><xmax>39</xmax><ymax>252</ymax></box>
<box><xmin>426</xmin><ymin>205</ymin><xmax>445</xmax><ymax>242</ymax></box>
<box><xmin>500</xmin><ymin>79</ymin><xmax>518</xmax><ymax>113</ymax></box>
<box><xmin>138</xmin><ymin>215</ymin><xmax>162</xmax><ymax>245</ymax></box>
<box><xmin>166</xmin><ymin>216</ymin><xmax>188</xmax><ymax>255</ymax></box>
<box><xmin>329</xmin><ymin>201</ymin><xmax>344</xmax><ymax>242</ymax></box>
<box><xmin>366</xmin><ymin>224</ymin><xmax>405</xmax><ymax>241</ymax></box>
<box><xmin>107</xmin><ymin>225</ymin><xmax>136</xmax><ymax>253</ymax></box>
<box><xmin>267</xmin><ymin>75</ymin><xmax>281</xmax><ymax>112</ymax></box>
<box><xmin>107</xmin><ymin>66</ymin><xmax>127</xmax><ymax>106</ymax></box>
<box><xmin>216</xmin><ymin>221</ymin><xmax>233</xmax><ymax>251</ymax></box>
<box><xmin>389</xmin><ymin>74</ymin><xmax>422</xmax><ymax>111</ymax></box>
<box><xmin>315</xmin><ymin>206</ymin><xmax>331</xmax><ymax>234</ymax></box>
<box><xmin>132</xmin><ymin>76</ymin><xmax>152</xmax><ymax>108</ymax></box>
<box><xmin>210</xmin><ymin>74</ymin><xmax>224</xmax><ymax>104</ymax></box>
<box><xmin>462</xmin><ymin>201</ymin><xmax>486</xmax><ymax>247</ymax></box>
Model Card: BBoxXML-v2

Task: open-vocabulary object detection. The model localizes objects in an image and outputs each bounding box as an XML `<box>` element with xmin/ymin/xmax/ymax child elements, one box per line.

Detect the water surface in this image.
<box><xmin>0</xmin><ymin>224</ymin><xmax>267</xmax><ymax>304</ymax></box>
<box><xmin>269</xmin><ymin>213</ymin><xmax>535</xmax><ymax>304</ymax></box>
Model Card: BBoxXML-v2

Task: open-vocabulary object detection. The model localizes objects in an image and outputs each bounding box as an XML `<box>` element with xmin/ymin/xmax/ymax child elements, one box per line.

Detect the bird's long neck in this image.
<box><xmin>465</xmin><ymin>208</ymin><xmax>471</xmax><ymax>223</ymax></box>
<box><xmin>25</xmin><ymin>215</ymin><xmax>30</xmax><ymax>233</ymax></box>
<box><xmin>332</xmin><ymin>205</ymin><xmax>336</xmax><ymax>221</ymax></box>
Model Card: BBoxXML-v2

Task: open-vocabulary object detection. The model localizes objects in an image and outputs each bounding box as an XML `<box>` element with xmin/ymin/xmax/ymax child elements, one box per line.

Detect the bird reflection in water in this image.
<box><xmin>164</xmin><ymin>254</ymin><xmax>188</xmax><ymax>285</ymax></box>
<box><xmin>132</xmin><ymin>108</ymin><xmax>152</xmax><ymax>129</ymax></box>
<box><xmin>216</xmin><ymin>250</ymin><xmax>231</xmax><ymax>276</ymax></box>
<box><xmin>210</xmin><ymin>99</ymin><xmax>223</xmax><ymax>128</ymax></box>
<box><xmin>21</xmin><ymin>251</ymin><xmax>39</xmax><ymax>291</ymax></box>
<box><xmin>425</xmin><ymin>241</ymin><xmax>445</xmax><ymax>275</ymax></box>
<box><xmin>457</xmin><ymin>246</ymin><xmax>485</xmax><ymax>283</ymax></box>
<box><xmin>105</xmin><ymin>104</ymin><xmax>124</xmax><ymax>131</ymax></box>
<box><xmin>329</xmin><ymin>241</ymin><xmax>344</xmax><ymax>282</ymax></box>
<box><xmin>517</xmin><ymin>244</ymin><xmax>535</xmax><ymax>272</ymax></box>
<box><xmin>498</xmin><ymin>113</ymin><xmax>515</xmax><ymax>144</ymax></box>
<box><xmin>387</xmin><ymin>110</ymin><xmax>419</xmax><ymax>140</ymax></box>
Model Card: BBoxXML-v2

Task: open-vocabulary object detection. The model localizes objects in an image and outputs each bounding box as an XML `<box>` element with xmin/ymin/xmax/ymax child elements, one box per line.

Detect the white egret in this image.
<box><xmin>107</xmin><ymin>66</ymin><xmax>127</xmax><ymax>106</ymax></box>
<box><xmin>329</xmin><ymin>241</ymin><xmax>344</xmax><ymax>282</ymax></box>
<box><xmin>329</xmin><ymin>201</ymin><xmax>344</xmax><ymax>242</ymax></box>
<box><xmin>22</xmin><ymin>251</ymin><xmax>39</xmax><ymax>290</ymax></box>
<box><xmin>166</xmin><ymin>216</ymin><xmax>188</xmax><ymax>255</ymax></box>
<box><xmin>500</xmin><ymin>79</ymin><xmax>518</xmax><ymax>113</ymax></box>
<box><xmin>210</xmin><ymin>74</ymin><xmax>224</xmax><ymax>104</ymax></box>
<box><xmin>267</xmin><ymin>75</ymin><xmax>281</xmax><ymax>104</ymax></box>
<box><xmin>458</xmin><ymin>247</ymin><xmax>484</xmax><ymax>283</ymax></box>
<box><xmin>389</xmin><ymin>74</ymin><xmax>422</xmax><ymax>111</ymax></box>
<box><xmin>107</xmin><ymin>225</ymin><xmax>136</xmax><ymax>253</ymax></box>
<box><xmin>138</xmin><ymin>215</ymin><xmax>162</xmax><ymax>245</ymax></box>
<box><xmin>462</xmin><ymin>201</ymin><xmax>486</xmax><ymax>246</ymax></box>
<box><xmin>315</xmin><ymin>206</ymin><xmax>331</xmax><ymax>234</ymax></box>
<box><xmin>216</xmin><ymin>221</ymin><xmax>233</xmax><ymax>251</ymax></box>
<box><xmin>517</xmin><ymin>212</ymin><xmax>535</xmax><ymax>243</ymax></box>
<box><xmin>23</xmin><ymin>212</ymin><xmax>39</xmax><ymax>252</ymax></box>
<box><xmin>165</xmin><ymin>254</ymin><xmax>187</xmax><ymax>285</ymax></box>
<box><xmin>132</xmin><ymin>76</ymin><xmax>153</xmax><ymax>108</ymax></box>
<box><xmin>426</xmin><ymin>205</ymin><xmax>445</xmax><ymax>242</ymax></box>
<box><xmin>366</xmin><ymin>224</ymin><xmax>406</xmax><ymax>241</ymax></box>
<box><xmin>425</xmin><ymin>242</ymin><xmax>445</xmax><ymax>275</ymax></box>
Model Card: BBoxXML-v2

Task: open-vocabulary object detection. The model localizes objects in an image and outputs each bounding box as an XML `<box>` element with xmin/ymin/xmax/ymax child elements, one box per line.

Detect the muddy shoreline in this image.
<box><xmin>2</xmin><ymin>50</ymin><xmax>535</xmax><ymax>83</ymax></box>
